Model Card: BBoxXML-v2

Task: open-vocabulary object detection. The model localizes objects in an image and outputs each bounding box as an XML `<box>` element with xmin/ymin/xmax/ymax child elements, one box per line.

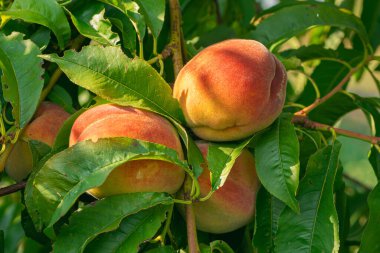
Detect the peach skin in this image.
<box><xmin>173</xmin><ymin>39</ymin><xmax>287</xmax><ymax>141</ymax></box>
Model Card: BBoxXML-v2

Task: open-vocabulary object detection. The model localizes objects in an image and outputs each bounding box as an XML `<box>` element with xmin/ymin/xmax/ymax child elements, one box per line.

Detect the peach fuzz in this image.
<box><xmin>69</xmin><ymin>104</ymin><xmax>185</xmax><ymax>198</ymax></box>
<box><xmin>173</xmin><ymin>39</ymin><xmax>287</xmax><ymax>141</ymax></box>
<box><xmin>183</xmin><ymin>142</ymin><xmax>259</xmax><ymax>234</ymax></box>
<box><xmin>6</xmin><ymin>102</ymin><xmax>70</xmax><ymax>181</ymax></box>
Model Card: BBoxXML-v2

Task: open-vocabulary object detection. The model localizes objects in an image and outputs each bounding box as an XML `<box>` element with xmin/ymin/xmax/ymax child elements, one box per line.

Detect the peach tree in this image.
<box><xmin>0</xmin><ymin>0</ymin><xmax>379</xmax><ymax>252</ymax></box>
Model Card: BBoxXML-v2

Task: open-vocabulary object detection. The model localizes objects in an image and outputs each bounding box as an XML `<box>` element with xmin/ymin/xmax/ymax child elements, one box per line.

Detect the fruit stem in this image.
<box><xmin>292</xmin><ymin>115</ymin><xmax>380</xmax><ymax>145</ymax></box>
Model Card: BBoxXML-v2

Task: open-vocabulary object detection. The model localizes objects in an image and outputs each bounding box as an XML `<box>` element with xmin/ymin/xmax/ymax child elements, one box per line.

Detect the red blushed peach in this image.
<box><xmin>181</xmin><ymin>142</ymin><xmax>259</xmax><ymax>234</ymax></box>
<box><xmin>69</xmin><ymin>104</ymin><xmax>185</xmax><ymax>198</ymax></box>
<box><xmin>6</xmin><ymin>102</ymin><xmax>70</xmax><ymax>181</ymax></box>
<box><xmin>173</xmin><ymin>39</ymin><xmax>287</xmax><ymax>141</ymax></box>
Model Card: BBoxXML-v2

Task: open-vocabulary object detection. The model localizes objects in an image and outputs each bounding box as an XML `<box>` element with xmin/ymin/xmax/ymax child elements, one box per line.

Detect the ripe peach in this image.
<box><xmin>69</xmin><ymin>104</ymin><xmax>185</xmax><ymax>198</ymax></box>
<box><xmin>173</xmin><ymin>39</ymin><xmax>287</xmax><ymax>141</ymax></box>
<box><xmin>181</xmin><ymin>142</ymin><xmax>259</xmax><ymax>234</ymax></box>
<box><xmin>6</xmin><ymin>102</ymin><xmax>70</xmax><ymax>181</ymax></box>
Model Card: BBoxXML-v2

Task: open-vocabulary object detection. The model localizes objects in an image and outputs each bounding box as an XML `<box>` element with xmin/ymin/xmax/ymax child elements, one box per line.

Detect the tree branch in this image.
<box><xmin>292</xmin><ymin>115</ymin><xmax>380</xmax><ymax>145</ymax></box>
<box><xmin>295</xmin><ymin>64</ymin><xmax>361</xmax><ymax>116</ymax></box>
<box><xmin>0</xmin><ymin>181</ymin><xmax>26</xmax><ymax>197</ymax></box>
<box><xmin>168</xmin><ymin>0</ymin><xmax>184</xmax><ymax>78</ymax></box>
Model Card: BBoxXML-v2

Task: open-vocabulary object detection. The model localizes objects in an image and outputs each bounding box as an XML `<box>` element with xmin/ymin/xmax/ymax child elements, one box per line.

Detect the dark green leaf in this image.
<box><xmin>359</xmin><ymin>183</ymin><xmax>380</xmax><ymax>253</ymax></box>
<box><xmin>54</xmin><ymin>193</ymin><xmax>173</xmax><ymax>253</ymax></box>
<box><xmin>66</xmin><ymin>1</ymin><xmax>120</xmax><ymax>46</ymax></box>
<box><xmin>369</xmin><ymin>146</ymin><xmax>380</xmax><ymax>180</ymax></box>
<box><xmin>85</xmin><ymin>204</ymin><xmax>171</xmax><ymax>253</ymax></box>
<box><xmin>0</xmin><ymin>32</ymin><xmax>44</xmax><ymax>128</ymax></box>
<box><xmin>253</xmin><ymin>187</ymin><xmax>285</xmax><ymax>253</ymax></box>
<box><xmin>134</xmin><ymin>0</ymin><xmax>165</xmax><ymax>38</ymax></box>
<box><xmin>361</xmin><ymin>0</ymin><xmax>380</xmax><ymax>49</ymax></box>
<box><xmin>24</xmin><ymin>137</ymin><xmax>188</xmax><ymax>231</ymax></box>
<box><xmin>106</xmin><ymin>8</ymin><xmax>137</xmax><ymax>55</ymax></box>
<box><xmin>309</xmin><ymin>91</ymin><xmax>358</xmax><ymax>126</ymax></box>
<box><xmin>255</xmin><ymin>114</ymin><xmax>300</xmax><ymax>212</ymax></box>
<box><xmin>210</xmin><ymin>240</ymin><xmax>234</xmax><ymax>253</ymax></box>
<box><xmin>250</xmin><ymin>2</ymin><xmax>370</xmax><ymax>52</ymax></box>
<box><xmin>47</xmin><ymin>85</ymin><xmax>75</xmax><ymax>114</ymax></box>
<box><xmin>30</xmin><ymin>27</ymin><xmax>51</xmax><ymax>51</ymax></box>
<box><xmin>2</xmin><ymin>0</ymin><xmax>71</xmax><ymax>48</ymax></box>
<box><xmin>52</xmin><ymin>108</ymin><xmax>86</xmax><ymax>153</ymax></box>
<box><xmin>145</xmin><ymin>246</ymin><xmax>176</xmax><ymax>253</ymax></box>
<box><xmin>207</xmin><ymin>136</ymin><xmax>253</xmax><ymax>191</ymax></box>
<box><xmin>274</xmin><ymin>142</ymin><xmax>341</xmax><ymax>253</ymax></box>
<box><xmin>40</xmin><ymin>46</ymin><xmax>184</xmax><ymax>123</ymax></box>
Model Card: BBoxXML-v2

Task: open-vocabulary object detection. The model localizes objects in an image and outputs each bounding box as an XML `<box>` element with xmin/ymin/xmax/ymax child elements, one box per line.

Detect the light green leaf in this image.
<box><xmin>0</xmin><ymin>32</ymin><xmax>44</xmax><ymax>128</ymax></box>
<box><xmin>207</xmin><ymin>136</ymin><xmax>254</xmax><ymax>191</ymax></box>
<box><xmin>2</xmin><ymin>0</ymin><xmax>71</xmax><ymax>48</ymax></box>
<box><xmin>53</xmin><ymin>193</ymin><xmax>173</xmax><ymax>253</ymax></box>
<box><xmin>274</xmin><ymin>142</ymin><xmax>342</xmax><ymax>253</ymax></box>
<box><xmin>84</xmin><ymin>204</ymin><xmax>171</xmax><ymax>253</ymax></box>
<box><xmin>66</xmin><ymin>0</ymin><xmax>120</xmax><ymax>46</ymax></box>
<box><xmin>255</xmin><ymin>114</ymin><xmax>300</xmax><ymax>212</ymax></box>
<box><xmin>359</xmin><ymin>183</ymin><xmax>380</xmax><ymax>253</ymax></box>
<box><xmin>134</xmin><ymin>0</ymin><xmax>165</xmax><ymax>38</ymax></box>
<box><xmin>99</xmin><ymin>0</ymin><xmax>146</xmax><ymax>41</ymax></box>
<box><xmin>250</xmin><ymin>2</ymin><xmax>370</xmax><ymax>53</ymax></box>
<box><xmin>40</xmin><ymin>46</ymin><xmax>184</xmax><ymax>123</ymax></box>
<box><xmin>24</xmin><ymin>137</ymin><xmax>188</xmax><ymax>232</ymax></box>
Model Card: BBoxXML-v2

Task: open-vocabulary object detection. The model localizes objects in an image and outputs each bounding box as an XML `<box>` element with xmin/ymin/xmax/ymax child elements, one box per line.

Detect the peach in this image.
<box><xmin>173</xmin><ymin>39</ymin><xmax>287</xmax><ymax>141</ymax></box>
<box><xmin>6</xmin><ymin>102</ymin><xmax>70</xmax><ymax>181</ymax></box>
<box><xmin>69</xmin><ymin>104</ymin><xmax>185</xmax><ymax>198</ymax></box>
<box><xmin>181</xmin><ymin>142</ymin><xmax>259</xmax><ymax>234</ymax></box>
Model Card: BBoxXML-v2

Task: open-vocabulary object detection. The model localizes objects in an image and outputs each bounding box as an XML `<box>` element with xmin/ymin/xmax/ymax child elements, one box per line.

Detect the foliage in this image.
<box><xmin>0</xmin><ymin>0</ymin><xmax>379</xmax><ymax>252</ymax></box>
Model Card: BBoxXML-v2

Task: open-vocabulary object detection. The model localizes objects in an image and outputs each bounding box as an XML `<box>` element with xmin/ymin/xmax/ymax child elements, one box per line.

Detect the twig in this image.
<box><xmin>168</xmin><ymin>0</ymin><xmax>184</xmax><ymax>78</ymax></box>
<box><xmin>292</xmin><ymin>115</ymin><xmax>380</xmax><ymax>145</ymax></box>
<box><xmin>0</xmin><ymin>181</ymin><xmax>26</xmax><ymax>197</ymax></box>
<box><xmin>295</xmin><ymin>64</ymin><xmax>362</xmax><ymax>116</ymax></box>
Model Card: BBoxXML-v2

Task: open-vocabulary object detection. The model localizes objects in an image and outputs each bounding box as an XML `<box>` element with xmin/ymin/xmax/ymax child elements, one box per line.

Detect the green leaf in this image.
<box><xmin>134</xmin><ymin>0</ymin><xmax>165</xmax><ymax>38</ymax></box>
<box><xmin>171</xmin><ymin>120</ymin><xmax>204</xmax><ymax>177</ymax></box>
<box><xmin>209</xmin><ymin>240</ymin><xmax>234</xmax><ymax>253</ymax></box>
<box><xmin>85</xmin><ymin>204</ymin><xmax>171</xmax><ymax>253</ymax></box>
<box><xmin>53</xmin><ymin>193</ymin><xmax>173</xmax><ymax>253</ymax></box>
<box><xmin>274</xmin><ymin>142</ymin><xmax>342</xmax><ymax>253</ymax></box>
<box><xmin>207</xmin><ymin>136</ymin><xmax>253</xmax><ymax>191</ymax></box>
<box><xmin>145</xmin><ymin>246</ymin><xmax>176</xmax><ymax>253</ymax></box>
<box><xmin>106</xmin><ymin>8</ymin><xmax>137</xmax><ymax>55</ymax></box>
<box><xmin>2</xmin><ymin>0</ymin><xmax>71</xmax><ymax>49</ymax></box>
<box><xmin>47</xmin><ymin>85</ymin><xmax>75</xmax><ymax>114</ymax></box>
<box><xmin>40</xmin><ymin>46</ymin><xmax>184</xmax><ymax>123</ymax></box>
<box><xmin>359</xmin><ymin>183</ymin><xmax>380</xmax><ymax>253</ymax></box>
<box><xmin>30</xmin><ymin>27</ymin><xmax>51</xmax><ymax>51</ymax></box>
<box><xmin>255</xmin><ymin>114</ymin><xmax>300</xmax><ymax>212</ymax></box>
<box><xmin>24</xmin><ymin>137</ymin><xmax>188</xmax><ymax>232</ymax></box>
<box><xmin>309</xmin><ymin>91</ymin><xmax>358</xmax><ymax>126</ymax></box>
<box><xmin>66</xmin><ymin>0</ymin><xmax>120</xmax><ymax>46</ymax></box>
<box><xmin>361</xmin><ymin>0</ymin><xmax>380</xmax><ymax>49</ymax></box>
<box><xmin>0</xmin><ymin>32</ymin><xmax>44</xmax><ymax>128</ymax></box>
<box><xmin>51</xmin><ymin>108</ymin><xmax>86</xmax><ymax>153</ymax></box>
<box><xmin>99</xmin><ymin>0</ymin><xmax>146</xmax><ymax>41</ymax></box>
<box><xmin>369</xmin><ymin>146</ymin><xmax>380</xmax><ymax>180</ymax></box>
<box><xmin>253</xmin><ymin>187</ymin><xmax>285</xmax><ymax>253</ymax></box>
<box><xmin>250</xmin><ymin>2</ymin><xmax>370</xmax><ymax>52</ymax></box>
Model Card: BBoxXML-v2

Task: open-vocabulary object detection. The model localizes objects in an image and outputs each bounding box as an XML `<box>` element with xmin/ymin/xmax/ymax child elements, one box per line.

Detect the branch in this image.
<box><xmin>295</xmin><ymin>64</ymin><xmax>361</xmax><ymax>116</ymax></box>
<box><xmin>292</xmin><ymin>115</ymin><xmax>380</xmax><ymax>145</ymax></box>
<box><xmin>168</xmin><ymin>0</ymin><xmax>184</xmax><ymax>78</ymax></box>
<box><xmin>0</xmin><ymin>181</ymin><xmax>26</xmax><ymax>197</ymax></box>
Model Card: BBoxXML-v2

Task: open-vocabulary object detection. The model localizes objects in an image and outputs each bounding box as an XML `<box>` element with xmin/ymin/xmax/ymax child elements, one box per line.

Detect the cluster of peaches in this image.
<box><xmin>6</xmin><ymin>39</ymin><xmax>287</xmax><ymax>234</ymax></box>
